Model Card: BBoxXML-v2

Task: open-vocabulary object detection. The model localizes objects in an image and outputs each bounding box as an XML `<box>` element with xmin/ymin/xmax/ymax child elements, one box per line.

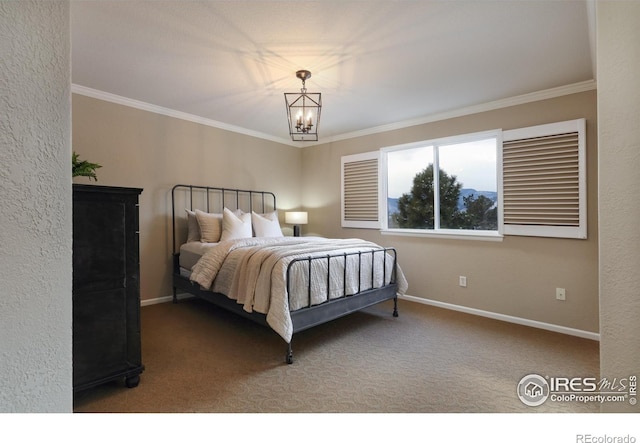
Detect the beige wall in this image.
<box><xmin>597</xmin><ymin>1</ymin><xmax>640</xmax><ymax>413</ymax></box>
<box><xmin>72</xmin><ymin>90</ymin><xmax>599</xmax><ymax>334</ymax></box>
<box><xmin>72</xmin><ymin>94</ymin><xmax>303</xmax><ymax>302</ymax></box>
<box><xmin>303</xmin><ymin>91</ymin><xmax>599</xmax><ymax>334</ymax></box>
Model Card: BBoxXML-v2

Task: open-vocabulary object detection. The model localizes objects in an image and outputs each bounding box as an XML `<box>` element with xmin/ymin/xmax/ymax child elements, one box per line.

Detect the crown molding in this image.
<box><xmin>317</xmin><ymin>79</ymin><xmax>597</xmax><ymax>145</ymax></box>
<box><xmin>71</xmin><ymin>84</ymin><xmax>297</xmax><ymax>146</ymax></box>
<box><xmin>73</xmin><ymin>80</ymin><xmax>596</xmax><ymax>149</ymax></box>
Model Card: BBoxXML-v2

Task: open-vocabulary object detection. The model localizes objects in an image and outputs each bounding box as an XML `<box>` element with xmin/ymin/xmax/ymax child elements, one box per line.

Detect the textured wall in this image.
<box><xmin>0</xmin><ymin>1</ymin><xmax>72</xmax><ymax>412</ymax></box>
<box><xmin>597</xmin><ymin>1</ymin><xmax>640</xmax><ymax>413</ymax></box>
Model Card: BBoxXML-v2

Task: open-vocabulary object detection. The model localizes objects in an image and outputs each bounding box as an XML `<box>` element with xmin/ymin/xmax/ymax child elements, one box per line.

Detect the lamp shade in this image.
<box><xmin>285</xmin><ymin>211</ymin><xmax>308</xmax><ymax>225</ymax></box>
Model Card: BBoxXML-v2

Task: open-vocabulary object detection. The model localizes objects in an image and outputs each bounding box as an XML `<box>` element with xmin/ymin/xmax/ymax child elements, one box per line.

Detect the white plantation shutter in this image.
<box><xmin>341</xmin><ymin>152</ymin><xmax>381</xmax><ymax>228</ymax></box>
<box><xmin>502</xmin><ymin>119</ymin><xmax>586</xmax><ymax>239</ymax></box>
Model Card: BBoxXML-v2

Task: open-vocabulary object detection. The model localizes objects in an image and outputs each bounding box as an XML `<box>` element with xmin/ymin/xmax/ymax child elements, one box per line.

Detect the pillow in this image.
<box><xmin>220</xmin><ymin>207</ymin><xmax>252</xmax><ymax>241</ymax></box>
<box><xmin>251</xmin><ymin>211</ymin><xmax>283</xmax><ymax>238</ymax></box>
<box><xmin>194</xmin><ymin>209</ymin><xmax>223</xmax><ymax>243</ymax></box>
<box><xmin>185</xmin><ymin>209</ymin><xmax>201</xmax><ymax>243</ymax></box>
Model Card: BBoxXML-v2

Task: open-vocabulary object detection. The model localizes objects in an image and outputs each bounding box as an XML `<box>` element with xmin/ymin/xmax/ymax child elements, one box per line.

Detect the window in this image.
<box><xmin>340</xmin><ymin>119</ymin><xmax>586</xmax><ymax>240</ymax></box>
<box><xmin>381</xmin><ymin>130</ymin><xmax>501</xmax><ymax>238</ymax></box>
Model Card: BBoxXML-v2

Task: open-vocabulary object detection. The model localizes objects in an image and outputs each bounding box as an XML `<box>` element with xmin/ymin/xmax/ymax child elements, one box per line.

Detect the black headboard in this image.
<box><xmin>171</xmin><ymin>184</ymin><xmax>277</xmax><ymax>254</ymax></box>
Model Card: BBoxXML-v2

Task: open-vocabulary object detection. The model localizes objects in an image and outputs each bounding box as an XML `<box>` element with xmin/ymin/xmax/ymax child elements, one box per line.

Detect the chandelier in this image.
<box><xmin>284</xmin><ymin>70</ymin><xmax>322</xmax><ymax>142</ymax></box>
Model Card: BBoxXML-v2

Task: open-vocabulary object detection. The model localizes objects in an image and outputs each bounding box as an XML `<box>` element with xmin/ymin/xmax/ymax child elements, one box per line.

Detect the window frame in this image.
<box><xmin>380</xmin><ymin>129</ymin><xmax>504</xmax><ymax>240</ymax></box>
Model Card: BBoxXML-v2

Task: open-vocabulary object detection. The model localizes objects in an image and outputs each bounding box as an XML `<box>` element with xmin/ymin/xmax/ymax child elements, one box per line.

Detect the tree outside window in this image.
<box><xmin>386</xmin><ymin>134</ymin><xmax>498</xmax><ymax>232</ymax></box>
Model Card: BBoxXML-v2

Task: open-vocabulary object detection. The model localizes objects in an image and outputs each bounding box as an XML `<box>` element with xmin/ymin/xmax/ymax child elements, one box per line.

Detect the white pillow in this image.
<box><xmin>251</xmin><ymin>211</ymin><xmax>283</xmax><ymax>238</ymax></box>
<box><xmin>194</xmin><ymin>209</ymin><xmax>223</xmax><ymax>243</ymax></box>
<box><xmin>185</xmin><ymin>209</ymin><xmax>201</xmax><ymax>243</ymax></box>
<box><xmin>220</xmin><ymin>207</ymin><xmax>252</xmax><ymax>241</ymax></box>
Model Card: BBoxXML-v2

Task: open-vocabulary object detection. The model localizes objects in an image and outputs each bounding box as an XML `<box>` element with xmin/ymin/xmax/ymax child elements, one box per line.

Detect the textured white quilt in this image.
<box><xmin>190</xmin><ymin>237</ymin><xmax>408</xmax><ymax>342</ymax></box>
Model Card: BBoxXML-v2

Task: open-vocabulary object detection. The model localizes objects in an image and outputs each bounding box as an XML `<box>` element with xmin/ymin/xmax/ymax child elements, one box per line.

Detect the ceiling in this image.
<box><xmin>71</xmin><ymin>1</ymin><xmax>596</xmax><ymax>146</ymax></box>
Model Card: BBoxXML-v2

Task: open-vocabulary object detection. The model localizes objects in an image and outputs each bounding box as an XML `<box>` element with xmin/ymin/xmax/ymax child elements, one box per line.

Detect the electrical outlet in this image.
<box><xmin>556</xmin><ymin>288</ymin><xmax>566</xmax><ymax>301</ymax></box>
<box><xmin>459</xmin><ymin>276</ymin><xmax>467</xmax><ymax>287</ymax></box>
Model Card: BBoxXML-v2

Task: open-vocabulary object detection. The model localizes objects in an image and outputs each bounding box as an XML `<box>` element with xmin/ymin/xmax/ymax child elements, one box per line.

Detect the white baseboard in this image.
<box><xmin>141</xmin><ymin>292</ymin><xmax>599</xmax><ymax>341</ymax></box>
<box><xmin>399</xmin><ymin>294</ymin><xmax>600</xmax><ymax>341</ymax></box>
<box><xmin>141</xmin><ymin>292</ymin><xmax>194</xmax><ymax>307</ymax></box>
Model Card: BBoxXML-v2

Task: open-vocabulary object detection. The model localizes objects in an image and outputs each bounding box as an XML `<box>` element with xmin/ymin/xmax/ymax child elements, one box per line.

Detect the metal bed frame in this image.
<box><xmin>171</xmin><ymin>184</ymin><xmax>399</xmax><ymax>364</ymax></box>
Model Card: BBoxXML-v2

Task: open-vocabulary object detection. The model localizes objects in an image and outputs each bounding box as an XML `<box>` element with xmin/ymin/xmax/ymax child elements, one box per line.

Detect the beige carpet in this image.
<box><xmin>73</xmin><ymin>297</ymin><xmax>599</xmax><ymax>413</ymax></box>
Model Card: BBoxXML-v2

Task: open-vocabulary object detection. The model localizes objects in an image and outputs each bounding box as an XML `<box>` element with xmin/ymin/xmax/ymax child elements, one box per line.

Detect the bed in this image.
<box><xmin>171</xmin><ymin>184</ymin><xmax>408</xmax><ymax>363</ymax></box>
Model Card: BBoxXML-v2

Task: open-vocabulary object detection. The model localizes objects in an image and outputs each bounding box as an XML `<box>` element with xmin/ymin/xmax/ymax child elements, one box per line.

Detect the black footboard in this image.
<box><xmin>284</xmin><ymin>248</ymin><xmax>399</xmax><ymax>363</ymax></box>
<box><xmin>286</xmin><ymin>247</ymin><xmax>398</xmax><ymax>331</ymax></box>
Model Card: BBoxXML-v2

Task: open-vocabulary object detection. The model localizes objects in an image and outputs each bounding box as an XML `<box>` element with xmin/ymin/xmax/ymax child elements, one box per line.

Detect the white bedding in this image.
<box><xmin>189</xmin><ymin>236</ymin><xmax>408</xmax><ymax>343</ymax></box>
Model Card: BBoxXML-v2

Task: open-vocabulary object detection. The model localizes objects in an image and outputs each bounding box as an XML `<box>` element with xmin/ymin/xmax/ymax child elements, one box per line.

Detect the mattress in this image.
<box><xmin>179</xmin><ymin>241</ymin><xmax>218</xmax><ymax>272</ymax></box>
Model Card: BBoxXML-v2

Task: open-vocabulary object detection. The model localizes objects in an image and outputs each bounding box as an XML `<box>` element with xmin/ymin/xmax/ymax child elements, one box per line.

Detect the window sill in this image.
<box><xmin>381</xmin><ymin>228</ymin><xmax>504</xmax><ymax>242</ymax></box>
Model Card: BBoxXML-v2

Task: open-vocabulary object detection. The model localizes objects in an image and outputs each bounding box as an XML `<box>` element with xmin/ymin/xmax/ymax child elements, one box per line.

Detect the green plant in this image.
<box><xmin>72</xmin><ymin>152</ymin><xmax>102</xmax><ymax>181</ymax></box>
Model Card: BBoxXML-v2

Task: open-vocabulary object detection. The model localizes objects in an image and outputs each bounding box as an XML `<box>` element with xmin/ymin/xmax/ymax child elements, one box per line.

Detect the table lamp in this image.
<box><xmin>285</xmin><ymin>211</ymin><xmax>308</xmax><ymax>237</ymax></box>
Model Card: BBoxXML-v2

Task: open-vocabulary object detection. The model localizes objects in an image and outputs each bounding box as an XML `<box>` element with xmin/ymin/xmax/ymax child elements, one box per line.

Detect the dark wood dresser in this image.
<box><xmin>72</xmin><ymin>184</ymin><xmax>144</xmax><ymax>392</ymax></box>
